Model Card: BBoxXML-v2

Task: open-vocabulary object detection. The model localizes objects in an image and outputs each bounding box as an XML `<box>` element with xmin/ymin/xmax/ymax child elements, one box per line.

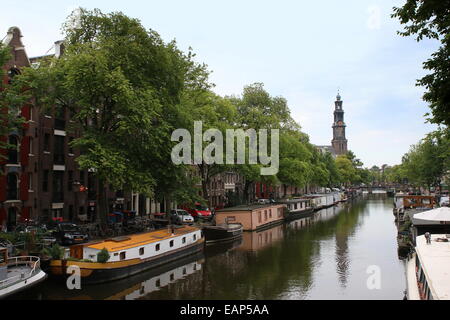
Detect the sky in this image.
<box><xmin>0</xmin><ymin>0</ymin><xmax>439</xmax><ymax>168</ymax></box>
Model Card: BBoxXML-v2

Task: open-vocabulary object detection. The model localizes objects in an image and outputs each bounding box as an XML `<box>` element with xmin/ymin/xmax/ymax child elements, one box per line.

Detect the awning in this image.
<box><xmin>413</xmin><ymin>207</ymin><xmax>450</xmax><ymax>225</ymax></box>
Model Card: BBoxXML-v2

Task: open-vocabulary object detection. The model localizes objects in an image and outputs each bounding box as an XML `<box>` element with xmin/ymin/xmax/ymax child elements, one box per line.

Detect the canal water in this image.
<box><xmin>14</xmin><ymin>194</ymin><xmax>406</xmax><ymax>300</ymax></box>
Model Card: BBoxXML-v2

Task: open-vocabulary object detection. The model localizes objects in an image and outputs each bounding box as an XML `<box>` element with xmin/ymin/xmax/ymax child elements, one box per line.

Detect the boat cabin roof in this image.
<box><xmin>277</xmin><ymin>198</ymin><xmax>310</xmax><ymax>204</ymax></box>
<box><xmin>85</xmin><ymin>226</ymin><xmax>199</xmax><ymax>252</ymax></box>
<box><xmin>416</xmin><ymin>234</ymin><xmax>450</xmax><ymax>300</ymax></box>
<box><xmin>217</xmin><ymin>204</ymin><xmax>283</xmax><ymax>212</ymax></box>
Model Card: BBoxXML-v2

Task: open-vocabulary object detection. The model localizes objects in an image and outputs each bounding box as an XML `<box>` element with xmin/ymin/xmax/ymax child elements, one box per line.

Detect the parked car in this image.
<box><xmin>170</xmin><ymin>209</ymin><xmax>194</xmax><ymax>225</ymax></box>
<box><xmin>257</xmin><ymin>199</ymin><xmax>275</xmax><ymax>204</ymax></box>
<box><xmin>184</xmin><ymin>203</ymin><xmax>213</xmax><ymax>220</ymax></box>
<box><xmin>15</xmin><ymin>225</ymin><xmax>57</xmax><ymax>246</ymax></box>
<box><xmin>52</xmin><ymin>222</ymin><xmax>89</xmax><ymax>245</ymax></box>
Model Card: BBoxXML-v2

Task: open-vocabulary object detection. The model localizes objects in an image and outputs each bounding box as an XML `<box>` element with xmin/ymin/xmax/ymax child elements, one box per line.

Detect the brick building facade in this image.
<box><xmin>1</xmin><ymin>27</ymin><xmax>132</xmax><ymax>230</ymax></box>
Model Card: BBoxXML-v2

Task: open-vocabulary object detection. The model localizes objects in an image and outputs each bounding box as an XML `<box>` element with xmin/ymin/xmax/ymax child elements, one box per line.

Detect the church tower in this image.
<box><xmin>331</xmin><ymin>92</ymin><xmax>348</xmax><ymax>155</ymax></box>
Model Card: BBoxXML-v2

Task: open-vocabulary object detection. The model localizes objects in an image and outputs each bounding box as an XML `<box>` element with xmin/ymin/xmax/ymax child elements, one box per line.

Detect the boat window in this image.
<box><xmin>120</xmin><ymin>252</ymin><xmax>126</xmax><ymax>260</ymax></box>
<box><xmin>156</xmin><ymin>244</ymin><xmax>160</xmax><ymax>251</ymax></box>
<box><xmin>0</xmin><ymin>250</ymin><xmax>6</xmax><ymax>265</ymax></box>
<box><xmin>182</xmin><ymin>237</ymin><xmax>186</xmax><ymax>244</ymax></box>
<box><xmin>170</xmin><ymin>240</ymin><xmax>174</xmax><ymax>247</ymax></box>
<box><xmin>139</xmin><ymin>247</ymin><xmax>145</xmax><ymax>255</ymax></box>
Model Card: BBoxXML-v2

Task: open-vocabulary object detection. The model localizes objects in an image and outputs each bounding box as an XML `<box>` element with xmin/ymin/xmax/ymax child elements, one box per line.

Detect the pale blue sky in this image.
<box><xmin>1</xmin><ymin>0</ymin><xmax>439</xmax><ymax>167</ymax></box>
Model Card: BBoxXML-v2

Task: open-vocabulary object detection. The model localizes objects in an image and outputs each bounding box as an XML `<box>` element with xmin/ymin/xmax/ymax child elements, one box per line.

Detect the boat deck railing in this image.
<box><xmin>0</xmin><ymin>256</ymin><xmax>41</xmax><ymax>289</ymax></box>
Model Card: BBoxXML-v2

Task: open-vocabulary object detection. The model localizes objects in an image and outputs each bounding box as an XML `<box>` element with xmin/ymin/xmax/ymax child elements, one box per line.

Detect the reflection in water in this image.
<box><xmin>12</xmin><ymin>195</ymin><xmax>405</xmax><ymax>300</ymax></box>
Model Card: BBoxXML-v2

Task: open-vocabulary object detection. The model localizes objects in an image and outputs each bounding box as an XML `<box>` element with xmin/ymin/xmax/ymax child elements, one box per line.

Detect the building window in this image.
<box><xmin>6</xmin><ymin>173</ymin><xmax>18</xmax><ymax>200</ymax></box>
<box><xmin>155</xmin><ymin>244</ymin><xmax>160</xmax><ymax>251</ymax></box>
<box><xmin>182</xmin><ymin>237</ymin><xmax>186</xmax><ymax>244</ymax></box>
<box><xmin>52</xmin><ymin>171</ymin><xmax>64</xmax><ymax>202</ymax></box>
<box><xmin>269</xmin><ymin>209</ymin><xmax>272</xmax><ymax>218</ymax></box>
<box><xmin>170</xmin><ymin>273</ymin><xmax>174</xmax><ymax>281</ymax></box>
<box><xmin>54</xmin><ymin>106</ymin><xmax>66</xmax><ymax>130</ymax></box>
<box><xmin>7</xmin><ymin>135</ymin><xmax>19</xmax><ymax>164</ymax></box>
<box><xmin>79</xmin><ymin>171</ymin><xmax>85</xmax><ymax>185</ymax></box>
<box><xmin>170</xmin><ymin>240</ymin><xmax>174</xmax><ymax>247</ymax></box>
<box><xmin>139</xmin><ymin>247</ymin><xmax>144</xmax><ymax>255</ymax></box>
<box><xmin>29</xmin><ymin>137</ymin><xmax>33</xmax><ymax>155</ymax></box>
<box><xmin>155</xmin><ymin>279</ymin><xmax>160</xmax><ymax>287</ymax></box>
<box><xmin>258</xmin><ymin>212</ymin><xmax>262</xmax><ymax>223</ymax></box>
<box><xmin>28</xmin><ymin>173</ymin><xmax>33</xmax><ymax>191</ymax></box>
<box><xmin>43</xmin><ymin>170</ymin><xmax>49</xmax><ymax>192</ymax></box>
<box><xmin>119</xmin><ymin>252</ymin><xmax>126</xmax><ymax>260</ymax></box>
<box><xmin>7</xmin><ymin>68</ymin><xmax>20</xmax><ymax>84</ymax></box>
<box><xmin>53</xmin><ymin>135</ymin><xmax>65</xmax><ymax>165</ymax></box>
<box><xmin>44</xmin><ymin>133</ymin><xmax>50</xmax><ymax>152</ymax></box>
<box><xmin>193</xmin><ymin>234</ymin><xmax>197</xmax><ymax>241</ymax></box>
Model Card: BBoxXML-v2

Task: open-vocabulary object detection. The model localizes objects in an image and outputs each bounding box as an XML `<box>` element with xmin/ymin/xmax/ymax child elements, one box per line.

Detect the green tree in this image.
<box><xmin>228</xmin><ymin>83</ymin><xmax>302</xmax><ymax>202</ymax></box>
<box><xmin>392</xmin><ymin>0</ymin><xmax>450</xmax><ymax>126</ymax></box>
<box><xmin>11</xmin><ymin>9</ymin><xmax>203</xmax><ymax>222</ymax></box>
<box><xmin>401</xmin><ymin>134</ymin><xmax>446</xmax><ymax>190</ymax></box>
<box><xmin>336</xmin><ymin>156</ymin><xmax>357</xmax><ymax>186</ymax></box>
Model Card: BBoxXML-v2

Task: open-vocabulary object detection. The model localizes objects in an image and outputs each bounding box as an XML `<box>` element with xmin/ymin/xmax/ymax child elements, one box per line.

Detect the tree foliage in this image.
<box><xmin>392</xmin><ymin>0</ymin><xmax>450</xmax><ymax>126</ymax></box>
<box><xmin>10</xmin><ymin>8</ymin><xmax>207</xmax><ymax>220</ymax></box>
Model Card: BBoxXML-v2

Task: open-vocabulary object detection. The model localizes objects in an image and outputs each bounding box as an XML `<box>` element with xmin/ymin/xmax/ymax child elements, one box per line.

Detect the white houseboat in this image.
<box><xmin>278</xmin><ymin>197</ymin><xmax>314</xmax><ymax>221</ymax></box>
<box><xmin>406</xmin><ymin>234</ymin><xmax>450</xmax><ymax>300</ymax></box>
<box><xmin>49</xmin><ymin>225</ymin><xmax>204</xmax><ymax>284</ymax></box>
<box><xmin>0</xmin><ymin>247</ymin><xmax>47</xmax><ymax>299</ymax></box>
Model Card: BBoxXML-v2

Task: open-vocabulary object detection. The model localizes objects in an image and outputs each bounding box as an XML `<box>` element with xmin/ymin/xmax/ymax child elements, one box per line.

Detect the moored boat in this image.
<box><xmin>277</xmin><ymin>198</ymin><xmax>314</xmax><ymax>221</ymax></box>
<box><xmin>48</xmin><ymin>225</ymin><xmax>204</xmax><ymax>284</ymax></box>
<box><xmin>202</xmin><ymin>223</ymin><xmax>243</xmax><ymax>244</ymax></box>
<box><xmin>0</xmin><ymin>247</ymin><xmax>47</xmax><ymax>299</ymax></box>
<box><xmin>406</xmin><ymin>234</ymin><xmax>450</xmax><ymax>300</ymax></box>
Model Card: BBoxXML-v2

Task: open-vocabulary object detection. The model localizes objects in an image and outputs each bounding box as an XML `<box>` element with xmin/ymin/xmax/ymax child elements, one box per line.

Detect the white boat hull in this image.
<box><xmin>0</xmin><ymin>270</ymin><xmax>47</xmax><ymax>299</ymax></box>
<box><xmin>405</xmin><ymin>253</ymin><xmax>421</xmax><ymax>300</ymax></box>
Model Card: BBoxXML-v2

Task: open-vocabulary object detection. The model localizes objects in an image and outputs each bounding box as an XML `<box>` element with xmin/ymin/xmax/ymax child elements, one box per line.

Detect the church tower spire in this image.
<box><xmin>331</xmin><ymin>92</ymin><xmax>348</xmax><ymax>155</ymax></box>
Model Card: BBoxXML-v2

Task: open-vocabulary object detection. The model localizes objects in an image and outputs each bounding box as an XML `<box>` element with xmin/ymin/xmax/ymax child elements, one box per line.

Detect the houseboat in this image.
<box><xmin>305</xmin><ymin>193</ymin><xmax>335</xmax><ymax>211</ymax></box>
<box><xmin>202</xmin><ymin>222</ymin><xmax>243</xmax><ymax>244</ymax></box>
<box><xmin>406</xmin><ymin>234</ymin><xmax>450</xmax><ymax>300</ymax></box>
<box><xmin>215</xmin><ymin>204</ymin><xmax>285</xmax><ymax>231</ymax></box>
<box><xmin>48</xmin><ymin>225</ymin><xmax>204</xmax><ymax>284</ymax></box>
<box><xmin>394</xmin><ymin>194</ymin><xmax>435</xmax><ymax>223</ymax></box>
<box><xmin>394</xmin><ymin>194</ymin><xmax>435</xmax><ymax>213</ymax></box>
<box><xmin>278</xmin><ymin>198</ymin><xmax>314</xmax><ymax>221</ymax></box>
<box><xmin>0</xmin><ymin>247</ymin><xmax>47</xmax><ymax>299</ymax></box>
